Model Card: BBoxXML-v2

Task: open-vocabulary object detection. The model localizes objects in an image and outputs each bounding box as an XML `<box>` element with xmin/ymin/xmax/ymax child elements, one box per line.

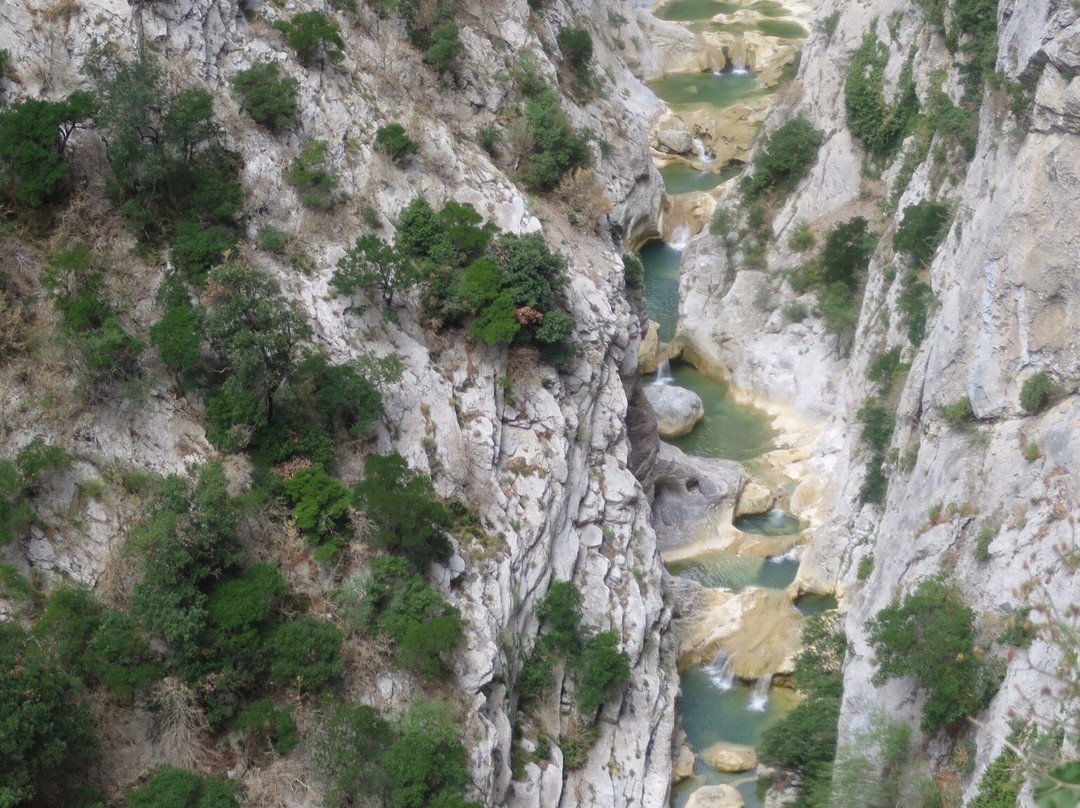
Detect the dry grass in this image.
<box><xmin>556</xmin><ymin>168</ymin><xmax>613</xmax><ymax>229</ymax></box>
<box><xmin>149</xmin><ymin>677</ymin><xmax>211</xmax><ymax>771</ymax></box>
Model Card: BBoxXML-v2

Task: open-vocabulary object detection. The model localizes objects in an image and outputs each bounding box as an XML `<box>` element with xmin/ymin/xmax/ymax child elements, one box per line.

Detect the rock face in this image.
<box><xmin>652</xmin><ymin>443</ymin><xmax>746</xmax><ymax>544</ymax></box>
<box><xmin>0</xmin><ymin>0</ymin><xmax>684</xmax><ymax>805</ymax></box>
<box><xmin>657</xmin><ymin>126</ymin><xmax>696</xmax><ymax>155</ymax></box>
<box><xmin>644</xmin><ymin>384</ymin><xmax>706</xmax><ymax>437</ymax></box>
<box><xmin>702</xmin><ymin>742</ymin><xmax>758</xmax><ymax>773</ymax></box>
<box><xmin>673</xmin><ymin>0</ymin><xmax>1080</xmax><ymax>797</ymax></box>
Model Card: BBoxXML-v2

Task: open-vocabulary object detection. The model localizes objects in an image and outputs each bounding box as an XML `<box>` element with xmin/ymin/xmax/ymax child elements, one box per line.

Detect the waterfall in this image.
<box><xmin>654</xmin><ymin>357</ymin><xmax>674</xmax><ymax>385</ymax></box>
<box><xmin>691</xmin><ymin>137</ymin><xmax>714</xmax><ymax>164</ymax></box>
<box><xmin>747</xmin><ymin>673</ymin><xmax>772</xmax><ymax>712</ymax></box>
<box><xmin>730</xmin><ymin>44</ymin><xmax>748</xmax><ymax>75</ymax></box>
<box><xmin>705</xmin><ymin>650</ymin><xmax>737</xmax><ymax>692</ymax></box>
<box><xmin>669</xmin><ymin>225</ymin><xmax>692</xmax><ymax>251</ymax></box>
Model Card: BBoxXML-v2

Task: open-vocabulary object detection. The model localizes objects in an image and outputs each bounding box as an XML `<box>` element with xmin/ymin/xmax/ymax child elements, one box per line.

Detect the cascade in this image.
<box><xmin>655</xmin><ymin>357</ymin><xmax>674</xmax><ymax>385</ymax></box>
<box><xmin>669</xmin><ymin>225</ymin><xmax>692</xmax><ymax>251</ymax></box>
<box><xmin>691</xmin><ymin>137</ymin><xmax>715</xmax><ymax>163</ymax></box>
<box><xmin>704</xmin><ymin>650</ymin><xmax>737</xmax><ymax>691</ymax></box>
<box><xmin>747</xmin><ymin>673</ymin><xmax>772</xmax><ymax>712</ymax></box>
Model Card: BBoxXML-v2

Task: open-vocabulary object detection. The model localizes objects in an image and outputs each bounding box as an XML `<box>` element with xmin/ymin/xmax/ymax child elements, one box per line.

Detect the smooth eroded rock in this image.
<box><xmin>702</xmin><ymin>741</ymin><xmax>757</xmax><ymax>773</ymax></box>
<box><xmin>639</xmin><ymin>320</ymin><xmax>661</xmax><ymax>375</ymax></box>
<box><xmin>734</xmin><ymin>480</ymin><xmax>774</xmax><ymax>517</ymax></box>
<box><xmin>643</xmin><ymin>384</ymin><xmax>705</xmax><ymax>438</ymax></box>
<box><xmin>685</xmin><ymin>783</ymin><xmax>745</xmax><ymax>808</ymax></box>
<box><xmin>656</xmin><ymin>127</ymin><xmax>695</xmax><ymax>155</ymax></box>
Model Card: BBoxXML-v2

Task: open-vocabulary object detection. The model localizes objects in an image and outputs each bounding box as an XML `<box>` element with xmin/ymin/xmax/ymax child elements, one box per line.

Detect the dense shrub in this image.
<box><xmin>969</xmin><ymin>748</ymin><xmax>1024</xmax><ymax>808</ymax></box>
<box><xmin>232</xmin><ymin>62</ymin><xmax>298</xmax><ymax>131</ymax></box>
<box><xmin>938</xmin><ymin>396</ymin><xmax>975</xmax><ymax>426</ymax></box>
<box><xmin>522</xmin><ymin>89</ymin><xmax>592</xmax><ymax>191</ymax></box>
<box><xmin>283</xmin><ymin>139</ymin><xmax>340</xmax><ymax>210</ymax></box>
<box><xmin>150</xmin><ymin>274</ymin><xmax>203</xmax><ymax>385</ymax></box>
<box><xmin>867</xmin><ymin>347</ymin><xmax>904</xmax><ymax>389</ymax></box>
<box><xmin>382</xmin><ymin>701</ymin><xmax>481</xmax><ymax>808</ymax></box>
<box><xmin>858</xmin><ymin>399</ymin><xmax>895</xmax><ymax>454</ymax></box>
<box><xmin>375</xmin><ymin>123</ymin><xmax>420</xmax><ymax>163</ymax></box>
<box><xmin>0</xmin><ymin>626</ymin><xmax>97</xmax><ymax>807</ymax></box>
<box><xmin>898</xmin><ymin>270</ymin><xmax>933</xmax><ymax>346</ymax></box>
<box><xmin>844</xmin><ymin>33</ymin><xmax>918</xmax><ymax>159</ymax></box>
<box><xmin>170</xmin><ymin>220</ymin><xmax>237</xmax><ymax>285</ymax></box>
<box><xmin>286</xmin><ymin>465</ymin><xmax>351</xmax><ymax>559</ymax></box>
<box><xmin>894</xmin><ymin>201</ymin><xmax>950</xmax><ymax>269</ymax></box>
<box><xmin>235</xmin><ymin>699</ymin><xmax>298</xmax><ymax>756</ymax></box>
<box><xmin>84</xmin><ymin>609</ymin><xmax>164</xmax><ymax>694</ymax></box>
<box><xmin>423</xmin><ymin>23</ymin><xmax>462</xmax><ymax>73</ymax></box>
<box><xmin>273</xmin><ymin>11</ymin><xmax>345</xmax><ymax>65</ymax></box>
<box><xmin>360</xmin><ymin>555</ymin><xmax>463</xmax><ymax>678</ymax></box>
<box><xmin>316</xmin><ymin>700</ymin><xmax>478</xmax><ymax>808</ymax></box>
<box><xmin>1020</xmin><ymin>371</ymin><xmax>1063</xmax><ymax>414</ymax></box>
<box><xmin>760</xmin><ymin>614</ymin><xmax>846</xmax><ymax>803</ymax></box>
<box><xmin>622</xmin><ymin>253</ymin><xmax>644</xmax><ymax>291</ymax></box>
<box><xmin>867</xmin><ymin>576</ymin><xmax>1000</xmax><ymax>733</ymax></box>
<box><xmin>125</xmin><ymin>767</ymin><xmax>236</xmax><ymax>808</ymax></box>
<box><xmin>742</xmin><ymin>117</ymin><xmax>823</xmax><ymax>199</ymax></box>
<box><xmin>0</xmin><ymin>437</ymin><xmax>68</xmax><ymax>546</ymax></box>
<box><xmin>0</xmin><ymin>92</ymin><xmax>93</xmax><ymax>207</ymax></box>
<box><xmin>267</xmin><ymin>617</ymin><xmax>343</xmax><ymax>692</ymax></box>
<box><xmin>293</xmin><ymin>353</ymin><xmax>383</xmax><ymax>438</ymax></box>
<box><xmin>353</xmin><ymin>453</ymin><xmax>452</xmax><ymax>568</ymax></box>
<box><xmin>34</xmin><ymin>585</ymin><xmax>100</xmax><ymax>675</ymax></box>
<box><xmin>574</xmin><ymin>630</ymin><xmax>630</xmax><ymax>719</ymax></box>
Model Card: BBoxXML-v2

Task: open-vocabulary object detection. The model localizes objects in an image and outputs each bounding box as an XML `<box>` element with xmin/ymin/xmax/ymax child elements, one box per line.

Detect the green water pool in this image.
<box><xmin>639</xmin><ymin>239</ymin><xmax>682</xmax><ymax>342</ymax></box>
<box><xmin>660</xmin><ymin>161</ymin><xmax>742</xmax><ymax>195</ymax></box>
<box><xmin>755</xmin><ymin>18</ymin><xmax>807</xmax><ymax>37</ymax></box>
<box><xmin>647</xmin><ymin>70</ymin><xmax>765</xmax><ymax>111</ymax></box>
<box><xmin>748</xmin><ymin>0</ymin><xmax>789</xmax><ymax>17</ymax></box>
<box><xmin>666</xmin><ymin>364</ymin><xmax>777</xmax><ymax>462</ymax></box>
<box><xmin>733</xmin><ymin>509</ymin><xmax>803</xmax><ymax>536</ymax></box>
<box><xmin>795</xmin><ymin>593</ymin><xmax>839</xmax><ymax>616</ymax></box>
<box><xmin>655</xmin><ymin>0</ymin><xmax>741</xmax><ymax>20</ymax></box>
<box><xmin>666</xmin><ymin>551</ymin><xmax>798</xmax><ymax>590</ymax></box>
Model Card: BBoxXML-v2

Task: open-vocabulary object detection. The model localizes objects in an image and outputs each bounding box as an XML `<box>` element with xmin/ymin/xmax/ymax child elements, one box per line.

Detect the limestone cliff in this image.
<box><xmin>0</xmin><ymin>0</ymin><xmax>679</xmax><ymax>805</ymax></box>
<box><xmin>674</xmin><ymin>0</ymin><xmax>1080</xmax><ymax>799</ymax></box>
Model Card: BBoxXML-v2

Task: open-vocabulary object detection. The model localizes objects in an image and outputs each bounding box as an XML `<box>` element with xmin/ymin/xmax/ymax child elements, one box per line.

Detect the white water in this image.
<box><xmin>654</xmin><ymin>357</ymin><xmax>674</xmax><ymax>385</ymax></box>
<box><xmin>768</xmin><ymin>546</ymin><xmax>799</xmax><ymax>564</ymax></box>
<box><xmin>731</xmin><ymin>52</ymin><xmax>748</xmax><ymax>75</ymax></box>
<box><xmin>704</xmin><ymin>650</ymin><xmax>737</xmax><ymax>692</ymax></box>
<box><xmin>748</xmin><ymin>673</ymin><xmax>772</xmax><ymax>712</ymax></box>
<box><xmin>669</xmin><ymin>225</ymin><xmax>692</xmax><ymax>251</ymax></box>
<box><xmin>691</xmin><ymin>136</ymin><xmax>715</xmax><ymax>163</ymax></box>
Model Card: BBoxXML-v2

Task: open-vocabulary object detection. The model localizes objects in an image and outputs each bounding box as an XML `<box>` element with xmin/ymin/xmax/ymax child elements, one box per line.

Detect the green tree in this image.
<box><xmin>273</xmin><ymin>11</ymin><xmax>345</xmax><ymax>65</ymax></box>
<box><xmin>844</xmin><ymin>33</ymin><xmax>918</xmax><ymax>159</ymax></box>
<box><xmin>286</xmin><ymin>465</ymin><xmax>351</xmax><ymax>558</ymax></box>
<box><xmin>0</xmin><ymin>93</ymin><xmax>93</xmax><ymax>207</ymax></box>
<box><xmin>894</xmin><ymin>201</ymin><xmax>950</xmax><ymax>269</ymax></box>
<box><xmin>424</xmin><ymin>23</ymin><xmax>462</xmax><ymax>73</ymax></box>
<box><xmin>204</xmin><ymin>263</ymin><xmax>311</xmax><ymax>422</ymax></box>
<box><xmin>573</xmin><ymin>630</ymin><xmax>630</xmax><ymax>719</ymax></box>
<box><xmin>557</xmin><ymin>27</ymin><xmax>593</xmax><ymax>74</ymax></box>
<box><xmin>87</xmin><ymin>49</ymin><xmax>243</xmax><ymax>235</ymax></box>
<box><xmin>334</xmin><ymin>234</ymin><xmax>417</xmax><ymax>306</ymax></box>
<box><xmin>1020</xmin><ymin>371</ymin><xmax>1063</xmax><ymax>414</ymax></box>
<box><xmin>293</xmin><ymin>353</ymin><xmax>383</xmax><ymax>438</ymax></box>
<box><xmin>522</xmin><ymin>89</ymin><xmax>592</xmax><ymax>191</ymax></box>
<box><xmin>231</xmin><ymin>62</ymin><xmax>299</xmax><ymax>132</ymax></box>
<box><xmin>820</xmin><ymin>217</ymin><xmax>874</xmax><ymax>289</ymax></box>
<box><xmin>353</xmin><ymin>453</ymin><xmax>452</xmax><ymax>568</ymax></box>
<box><xmin>84</xmin><ymin>609</ymin><xmax>164</xmax><ymax>695</ymax></box>
<box><xmin>315</xmin><ymin>703</ymin><xmax>393</xmax><ymax>807</ymax></box>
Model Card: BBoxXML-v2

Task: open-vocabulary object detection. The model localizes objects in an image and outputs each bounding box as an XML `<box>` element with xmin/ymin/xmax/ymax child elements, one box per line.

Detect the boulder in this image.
<box><xmin>734</xmin><ymin>480</ymin><xmax>774</xmax><ymax>517</ymax></box>
<box><xmin>652</xmin><ymin>442</ymin><xmax>745</xmax><ymax>543</ymax></box>
<box><xmin>643</xmin><ymin>384</ymin><xmax>704</xmax><ymax>438</ymax></box>
<box><xmin>656</xmin><ymin>127</ymin><xmax>695</xmax><ymax>155</ymax></box>
<box><xmin>685</xmin><ymin>784</ymin><xmax>744</xmax><ymax>808</ymax></box>
<box><xmin>672</xmin><ymin>743</ymin><xmax>696</xmax><ymax>783</ymax></box>
<box><xmin>702</xmin><ymin>741</ymin><xmax>757</xmax><ymax>773</ymax></box>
